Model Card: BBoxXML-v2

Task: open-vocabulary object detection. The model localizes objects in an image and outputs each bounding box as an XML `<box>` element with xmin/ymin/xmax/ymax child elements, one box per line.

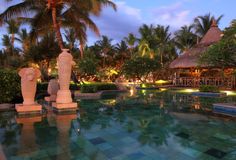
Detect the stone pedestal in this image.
<box><xmin>52</xmin><ymin>102</ymin><xmax>77</xmax><ymax>113</ymax></box>
<box><xmin>53</xmin><ymin>49</ymin><xmax>77</xmax><ymax>112</ymax></box>
<box><xmin>15</xmin><ymin>104</ymin><xmax>42</xmax><ymax>115</ymax></box>
<box><xmin>16</xmin><ymin>67</ymin><xmax>42</xmax><ymax>115</ymax></box>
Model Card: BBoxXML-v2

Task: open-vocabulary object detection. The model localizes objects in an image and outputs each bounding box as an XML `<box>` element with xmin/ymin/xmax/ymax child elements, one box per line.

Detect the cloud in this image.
<box><xmin>149</xmin><ymin>2</ymin><xmax>191</xmax><ymax>29</ymax></box>
<box><xmin>87</xmin><ymin>1</ymin><xmax>142</xmax><ymax>45</ymax></box>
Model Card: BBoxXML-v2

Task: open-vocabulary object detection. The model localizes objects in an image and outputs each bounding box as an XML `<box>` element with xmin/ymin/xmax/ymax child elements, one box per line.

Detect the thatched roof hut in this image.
<box><xmin>170</xmin><ymin>21</ymin><xmax>222</xmax><ymax>69</ymax></box>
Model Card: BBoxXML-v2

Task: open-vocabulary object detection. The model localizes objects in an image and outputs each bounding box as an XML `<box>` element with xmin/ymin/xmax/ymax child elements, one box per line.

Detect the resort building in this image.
<box><xmin>169</xmin><ymin>21</ymin><xmax>236</xmax><ymax>89</ymax></box>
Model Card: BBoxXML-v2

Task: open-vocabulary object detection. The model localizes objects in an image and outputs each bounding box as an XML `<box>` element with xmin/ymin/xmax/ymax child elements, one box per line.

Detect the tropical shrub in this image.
<box><xmin>37</xmin><ymin>82</ymin><xmax>80</xmax><ymax>93</ymax></box>
<box><xmin>199</xmin><ymin>85</ymin><xmax>219</xmax><ymax>93</ymax></box>
<box><xmin>37</xmin><ymin>82</ymin><xmax>49</xmax><ymax>93</ymax></box>
<box><xmin>0</xmin><ymin>69</ymin><xmax>21</xmax><ymax>103</ymax></box>
<box><xmin>122</xmin><ymin>57</ymin><xmax>160</xmax><ymax>82</ymax></box>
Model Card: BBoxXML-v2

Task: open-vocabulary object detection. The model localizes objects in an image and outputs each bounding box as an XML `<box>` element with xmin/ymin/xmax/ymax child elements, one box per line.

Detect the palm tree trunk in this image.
<box><xmin>51</xmin><ymin>1</ymin><xmax>64</xmax><ymax>50</ymax></box>
<box><xmin>11</xmin><ymin>33</ymin><xmax>14</xmax><ymax>47</ymax></box>
<box><xmin>79</xmin><ymin>43</ymin><xmax>84</xmax><ymax>59</ymax></box>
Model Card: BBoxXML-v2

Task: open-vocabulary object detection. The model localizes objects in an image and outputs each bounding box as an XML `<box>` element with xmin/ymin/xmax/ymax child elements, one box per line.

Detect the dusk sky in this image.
<box><xmin>0</xmin><ymin>0</ymin><xmax>235</xmax><ymax>47</ymax></box>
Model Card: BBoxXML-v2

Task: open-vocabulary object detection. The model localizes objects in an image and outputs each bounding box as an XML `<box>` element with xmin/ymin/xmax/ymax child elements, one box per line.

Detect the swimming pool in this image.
<box><xmin>0</xmin><ymin>90</ymin><xmax>236</xmax><ymax>160</ymax></box>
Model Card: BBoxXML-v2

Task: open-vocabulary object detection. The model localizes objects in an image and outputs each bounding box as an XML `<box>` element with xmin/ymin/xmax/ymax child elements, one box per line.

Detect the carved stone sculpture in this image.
<box><xmin>53</xmin><ymin>49</ymin><xmax>77</xmax><ymax>111</ymax></box>
<box><xmin>15</xmin><ymin>67</ymin><xmax>42</xmax><ymax>114</ymax></box>
<box><xmin>45</xmin><ymin>79</ymin><xmax>59</xmax><ymax>102</ymax></box>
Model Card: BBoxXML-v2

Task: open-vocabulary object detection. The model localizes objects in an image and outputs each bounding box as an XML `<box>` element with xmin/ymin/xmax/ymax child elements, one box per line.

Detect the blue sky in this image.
<box><xmin>0</xmin><ymin>0</ymin><xmax>235</xmax><ymax>47</ymax></box>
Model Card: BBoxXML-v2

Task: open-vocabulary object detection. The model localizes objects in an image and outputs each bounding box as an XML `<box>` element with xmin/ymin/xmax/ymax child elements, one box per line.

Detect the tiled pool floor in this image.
<box><xmin>1</xmin><ymin>90</ymin><xmax>236</xmax><ymax>160</ymax></box>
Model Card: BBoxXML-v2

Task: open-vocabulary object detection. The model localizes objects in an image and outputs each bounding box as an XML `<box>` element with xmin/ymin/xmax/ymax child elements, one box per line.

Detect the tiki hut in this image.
<box><xmin>169</xmin><ymin>21</ymin><xmax>235</xmax><ymax>88</ymax></box>
<box><xmin>170</xmin><ymin>20</ymin><xmax>222</xmax><ymax>69</ymax></box>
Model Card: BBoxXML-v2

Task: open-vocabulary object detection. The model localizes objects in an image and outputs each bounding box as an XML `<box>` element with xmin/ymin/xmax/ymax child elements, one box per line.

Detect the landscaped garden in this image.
<box><xmin>0</xmin><ymin>0</ymin><xmax>236</xmax><ymax>160</ymax></box>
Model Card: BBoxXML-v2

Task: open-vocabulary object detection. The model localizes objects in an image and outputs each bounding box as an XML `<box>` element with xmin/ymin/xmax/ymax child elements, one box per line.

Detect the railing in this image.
<box><xmin>173</xmin><ymin>77</ymin><xmax>236</xmax><ymax>89</ymax></box>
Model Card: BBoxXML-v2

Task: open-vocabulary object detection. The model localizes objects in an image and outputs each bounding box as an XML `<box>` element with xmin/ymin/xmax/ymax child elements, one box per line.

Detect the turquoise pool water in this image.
<box><xmin>0</xmin><ymin>90</ymin><xmax>236</xmax><ymax>160</ymax></box>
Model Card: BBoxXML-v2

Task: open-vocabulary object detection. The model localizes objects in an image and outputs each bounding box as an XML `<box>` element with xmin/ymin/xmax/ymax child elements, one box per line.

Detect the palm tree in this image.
<box><xmin>16</xmin><ymin>29</ymin><xmax>31</xmax><ymax>53</ymax></box>
<box><xmin>64</xmin><ymin>28</ymin><xmax>77</xmax><ymax>51</ymax></box>
<box><xmin>2</xmin><ymin>35</ymin><xmax>12</xmax><ymax>52</ymax></box>
<box><xmin>154</xmin><ymin>25</ymin><xmax>172</xmax><ymax>67</ymax></box>
<box><xmin>95</xmin><ymin>35</ymin><xmax>114</xmax><ymax>67</ymax></box>
<box><xmin>115</xmin><ymin>40</ymin><xmax>129</xmax><ymax>66</ymax></box>
<box><xmin>124</xmin><ymin>33</ymin><xmax>137</xmax><ymax>53</ymax></box>
<box><xmin>138</xmin><ymin>40</ymin><xmax>151</xmax><ymax>58</ymax></box>
<box><xmin>174</xmin><ymin>25</ymin><xmax>197</xmax><ymax>53</ymax></box>
<box><xmin>0</xmin><ymin>0</ymin><xmax>116</xmax><ymax>50</ymax></box>
<box><xmin>5</xmin><ymin>19</ymin><xmax>20</xmax><ymax>47</ymax></box>
<box><xmin>194</xmin><ymin>13</ymin><xmax>223</xmax><ymax>37</ymax></box>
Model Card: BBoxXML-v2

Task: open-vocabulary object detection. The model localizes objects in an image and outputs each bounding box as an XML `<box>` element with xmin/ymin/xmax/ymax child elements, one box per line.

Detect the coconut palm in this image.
<box><xmin>194</xmin><ymin>13</ymin><xmax>223</xmax><ymax>37</ymax></box>
<box><xmin>0</xmin><ymin>0</ymin><xmax>116</xmax><ymax>50</ymax></box>
<box><xmin>5</xmin><ymin>19</ymin><xmax>20</xmax><ymax>47</ymax></box>
<box><xmin>16</xmin><ymin>29</ymin><xmax>31</xmax><ymax>53</ymax></box>
<box><xmin>154</xmin><ymin>25</ymin><xmax>172</xmax><ymax>67</ymax></box>
<box><xmin>64</xmin><ymin>28</ymin><xmax>77</xmax><ymax>51</ymax></box>
<box><xmin>114</xmin><ymin>40</ymin><xmax>129</xmax><ymax>66</ymax></box>
<box><xmin>139</xmin><ymin>24</ymin><xmax>156</xmax><ymax>49</ymax></box>
<box><xmin>124</xmin><ymin>33</ymin><xmax>137</xmax><ymax>54</ymax></box>
<box><xmin>174</xmin><ymin>25</ymin><xmax>197</xmax><ymax>53</ymax></box>
<box><xmin>95</xmin><ymin>35</ymin><xmax>115</xmax><ymax>67</ymax></box>
<box><xmin>138</xmin><ymin>40</ymin><xmax>151</xmax><ymax>58</ymax></box>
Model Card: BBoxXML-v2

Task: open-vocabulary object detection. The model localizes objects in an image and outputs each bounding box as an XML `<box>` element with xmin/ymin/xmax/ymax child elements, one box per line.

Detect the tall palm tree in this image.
<box><xmin>5</xmin><ymin>19</ymin><xmax>20</xmax><ymax>47</ymax></box>
<box><xmin>115</xmin><ymin>40</ymin><xmax>129</xmax><ymax>66</ymax></box>
<box><xmin>138</xmin><ymin>40</ymin><xmax>151</xmax><ymax>58</ymax></box>
<box><xmin>16</xmin><ymin>29</ymin><xmax>31</xmax><ymax>53</ymax></box>
<box><xmin>2</xmin><ymin>34</ymin><xmax>12</xmax><ymax>54</ymax></box>
<box><xmin>95</xmin><ymin>35</ymin><xmax>114</xmax><ymax>67</ymax></box>
<box><xmin>64</xmin><ymin>28</ymin><xmax>77</xmax><ymax>51</ymax></box>
<box><xmin>124</xmin><ymin>33</ymin><xmax>137</xmax><ymax>57</ymax></box>
<box><xmin>124</xmin><ymin>33</ymin><xmax>137</xmax><ymax>49</ymax></box>
<box><xmin>139</xmin><ymin>24</ymin><xmax>156</xmax><ymax>49</ymax></box>
<box><xmin>174</xmin><ymin>25</ymin><xmax>197</xmax><ymax>53</ymax></box>
<box><xmin>0</xmin><ymin>0</ymin><xmax>116</xmax><ymax>50</ymax></box>
<box><xmin>194</xmin><ymin>13</ymin><xmax>223</xmax><ymax>37</ymax></box>
<box><xmin>154</xmin><ymin>25</ymin><xmax>172</xmax><ymax>67</ymax></box>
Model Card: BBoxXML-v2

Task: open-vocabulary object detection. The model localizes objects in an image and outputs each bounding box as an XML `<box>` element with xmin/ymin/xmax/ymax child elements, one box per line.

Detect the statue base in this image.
<box><xmin>56</xmin><ymin>90</ymin><xmax>72</xmax><ymax>103</ymax></box>
<box><xmin>52</xmin><ymin>102</ymin><xmax>77</xmax><ymax>113</ymax></box>
<box><xmin>15</xmin><ymin>103</ymin><xmax>42</xmax><ymax>115</ymax></box>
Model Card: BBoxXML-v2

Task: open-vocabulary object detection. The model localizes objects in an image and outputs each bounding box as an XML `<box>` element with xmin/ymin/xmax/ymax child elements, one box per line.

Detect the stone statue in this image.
<box><xmin>19</xmin><ymin>67</ymin><xmax>41</xmax><ymax>105</ymax></box>
<box><xmin>16</xmin><ymin>67</ymin><xmax>42</xmax><ymax>114</ymax></box>
<box><xmin>45</xmin><ymin>79</ymin><xmax>59</xmax><ymax>102</ymax></box>
<box><xmin>53</xmin><ymin>49</ymin><xmax>77</xmax><ymax>111</ymax></box>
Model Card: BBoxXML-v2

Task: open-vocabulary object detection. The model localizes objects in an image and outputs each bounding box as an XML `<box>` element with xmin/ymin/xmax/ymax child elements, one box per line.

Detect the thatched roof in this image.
<box><xmin>170</xmin><ymin>20</ymin><xmax>222</xmax><ymax>69</ymax></box>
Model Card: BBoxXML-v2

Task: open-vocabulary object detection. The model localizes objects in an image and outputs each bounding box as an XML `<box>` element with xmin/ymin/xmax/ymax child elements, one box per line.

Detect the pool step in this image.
<box><xmin>213</xmin><ymin>103</ymin><xmax>236</xmax><ymax>117</ymax></box>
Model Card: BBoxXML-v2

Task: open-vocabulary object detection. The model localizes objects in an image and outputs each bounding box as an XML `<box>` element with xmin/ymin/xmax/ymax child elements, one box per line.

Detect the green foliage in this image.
<box><xmin>174</xmin><ymin>25</ymin><xmax>197</xmax><ymax>52</ymax></box>
<box><xmin>25</xmin><ymin>33</ymin><xmax>60</xmax><ymax>63</ymax></box>
<box><xmin>0</xmin><ymin>69</ymin><xmax>21</xmax><ymax>103</ymax></box>
<box><xmin>199</xmin><ymin>38</ymin><xmax>236</xmax><ymax>68</ymax></box>
<box><xmin>70</xmin><ymin>83</ymin><xmax>80</xmax><ymax>90</ymax></box>
<box><xmin>140</xmin><ymin>83</ymin><xmax>158</xmax><ymax>88</ymax></box>
<box><xmin>36</xmin><ymin>82</ymin><xmax>49</xmax><ymax>93</ymax></box>
<box><xmin>199</xmin><ymin>20</ymin><xmax>236</xmax><ymax>68</ymax></box>
<box><xmin>80</xmin><ymin>83</ymin><xmax>118</xmax><ymax>93</ymax></box>
<box><xmin>77</xmin><ymin>53</ymin><xmax>98</xmax><ymax>78</ymax></box>
<box><xmin>199</xmin><ymin>85</ymin><xmax>219</xmax><ymax>93</ymax></box>
<box><xmin>37</xmin><ymin>82</ymin><xmax>80</xmax><ymax>93</ymax></box>
<box><xmin>122</xmin><ymin>57</ymin><xmax>160</xmax><ymax>82</ymax></box>
<box><xmin>194</xmin><ymin>13</ymin><xmax>223</xmax><ymax>37</ymax></box>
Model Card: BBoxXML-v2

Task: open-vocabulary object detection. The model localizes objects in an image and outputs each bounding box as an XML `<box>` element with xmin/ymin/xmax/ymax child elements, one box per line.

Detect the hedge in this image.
<box><xmin>37</xmin><ymin>82</ymin><xmax>80</xmax><ymax>93</ymax></box>
<box><xmin>0</xmin><ymin>69</ymin><xmax>21</xmax><ymax>103</ymax></box>
<box><xmin>80</xmin><ymin>83</ymin><xmax>118</xmax><ymax>93</ymax></box>
<box><xmin>199</xmin><ymin>85</ymin><xmax>219</xmax><ymax>93</ymax></box>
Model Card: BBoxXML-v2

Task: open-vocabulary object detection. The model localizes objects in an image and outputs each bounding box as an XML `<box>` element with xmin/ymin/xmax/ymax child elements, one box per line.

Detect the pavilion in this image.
<box><xmin>169</xmin><ymin>20</ymin><xmax>235</xmax><ymax>89</ymax></box>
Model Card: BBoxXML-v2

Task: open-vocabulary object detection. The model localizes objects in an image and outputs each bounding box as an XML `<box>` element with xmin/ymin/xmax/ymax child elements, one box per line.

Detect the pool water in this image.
<box><xmin>0</xmin><ymin>90</ymin><xmax>236</xmax><ymax>160</ymax></box>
